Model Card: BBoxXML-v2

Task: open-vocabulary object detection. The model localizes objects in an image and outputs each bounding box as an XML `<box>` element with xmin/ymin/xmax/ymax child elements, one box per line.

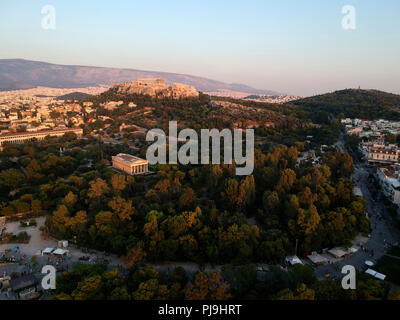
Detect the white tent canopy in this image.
<box><xmin>42</xmin><ymin>248</ymin><xmax>54</xmax><ymax>254</ymax></box>
<box><xmin>365</xmin><ymin>261</ymin><xmax>375</xmax><ymax>267</ymax></box>
<box><xmin>328</xmin><ymin>248</ymin><xmax>347</xmax><ymax>258</ymax></box>
<box><xmin>308</xmin><ymin>252</ymin><xmax>328</xmax><ymax>265</ymax></box>
<box><xmin>348</xmin><ymin>246</ymin><xmax>359</xmax><ymax>254</ymax></box>
<box><xmin>365</xmin><ymin>269</ymin><xmax>386</xmax><ymax>281</ymax></box>
<box><xmin>375</xmin><ymin>272</ymin><xmax>386</xmax><ymax>281</ymax></box>
<box><xmin>53</xmin><ymin>248</ymin><xmax>69</xmax><ymax>256</ymax></box>
<box><xmin>365</xmin><ymin>269</ymin><xmax>377</xmax><ymax>277</ymax></box>
<box><xmin>286</xmin><ymin>256</ymin><xmax>303</xmax><ymax>266</ymax></box>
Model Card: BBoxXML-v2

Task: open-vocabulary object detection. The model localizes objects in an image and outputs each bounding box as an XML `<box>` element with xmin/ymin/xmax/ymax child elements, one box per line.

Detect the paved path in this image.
<box><xmin>1</xmin><ymin>216</ymin><xmax>124</xmax><ymax>276</ymax></box>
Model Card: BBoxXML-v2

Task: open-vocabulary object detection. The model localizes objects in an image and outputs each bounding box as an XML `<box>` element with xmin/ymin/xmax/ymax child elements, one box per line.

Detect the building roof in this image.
<box><xmin>369</xmin><ymin>148</ymin><xmax>397</xmax><ymax>155</ymax></box>
<box><xmin>349</xmin><ymin>246</ymin><xmax>359</xmax><ymax>253</ymax></box>
<box><xmin>0</xmin><ymin>128</ymin><xmax>82</xmax><ymax>138</ymax></box>
<box><xmin>53</xmin><ymin>249</ymin><xmax>69</xmax><ymax>255</ymax></box>
<box><xmin>365</xmin><ymin>261</ymin><xmax>375</xmax><ymax>267</ymax></box>
<box><xmin>379</xmin><ymin>167</ymin><xmax>400</xmax><ymax>188</ymax></box>
<box><xmin>365</xmin><ymin>269</ymin><xmax>377</xmax><ymax>277</ymax></box>
<box><xmin>113</xmin><ymin>153</ymin><xmax>147</xmax><ymax>165</ymax></box>
<box><xmin>328</xmin><ymin>248</ymin><xmax>347</xmax><ymax>258</ymax></box>
<box><xmin>307</xmin><ymin>252</ymin><xmax>328</xmax><ymax>264</ymax></box>
<box><xmin>285</xmin><ymin>256</ymin><xmax>303</xmax><ymax>266</ymax></box>
<box><xmin>365</xmin><ymin>269</ymin><xmax>386</xmax><ymax>281</ymax></box>
<box><xmin>388</xmin><ymin>178</ymin><xmax>400</xmax><ymax>189</ymax></box>
<box><xmin>353</xmin><ymin>187</ymin><xmax>363</xmax><ymax>197</ymax></box>
<box><xmin>375</xmin><ymin>272</ymin><xmax>386</xmax><ymax>281</ymax></box>
<box><xmin>9</xmin><ymin>274</ymin><xmax>37</xmax><ymax>291</ymax></box>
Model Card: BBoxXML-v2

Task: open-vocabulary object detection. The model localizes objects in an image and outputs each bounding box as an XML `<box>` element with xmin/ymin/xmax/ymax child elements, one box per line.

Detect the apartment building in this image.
<box><xmin>376</xmin><ymin>166</ymin><xmax>400</xmax><ymax>206</ymax></box>
<box><xmin>368</xmin><ymin>147</ymin><xmax>399</xmax><ymax>164</ymax></box>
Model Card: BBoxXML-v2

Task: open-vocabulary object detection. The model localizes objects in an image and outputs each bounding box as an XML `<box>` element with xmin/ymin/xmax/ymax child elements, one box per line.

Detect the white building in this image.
<box><xmin>112</xmin><ymin>153</ymin><xmax>149</xmax><ymax>175</ymax></box>
<box><xmin>368</xmin><ymin>147</ymin><xmax>399</xmax><ymax>164</ymax></box>
<box><xmin>376</xmin><ymin>166</ymin><xmax>400</xmax><ymax>206</ymax></box>
<box><xmin>0</xmin><ymin>128</ymin><xmax>83</xmax><ymax>150</ymax></box>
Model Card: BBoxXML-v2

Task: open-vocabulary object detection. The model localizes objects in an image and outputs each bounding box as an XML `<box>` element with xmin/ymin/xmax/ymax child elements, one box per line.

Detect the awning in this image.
<box><xmin>365</xmin><ymin>269</ymin><xmax>377</xmax><ymax>277</ymax></box>
<box><xmin>53</xmin><ymin>249</ymin><xmax>69</xmax><ymax>256</ymax></box>
<box><xmin>308</xmin><ymin>252</ymin><xmax>328</xmax><ymax>264</ymax></box>
<box><xmin>328</xmin><ymin>248</ymin><xmax>347</xmax><ymax>258</ymax></box>
<box><xmin>365</xmin><ymin>261</ymin><xmax>375</xmax><ymax>267</ymax></box>
<box><xmin>348</xmin><ymin>246</ymin><xmax>359</xmax><ymax>254</ymax></box>
<box><xmin>375</xmin><ymin>273</ymin><xmax>386</xmax><ymax>281</ymax></box>
<box><xmin>285</xmin><ymin>256</ymin><xmax>303</xmax><ymax>265</ymax></box>
<box><xmin>42</xmin><ymin>248</ymin><xmax>54</xmax><ymax>254</ymax></box>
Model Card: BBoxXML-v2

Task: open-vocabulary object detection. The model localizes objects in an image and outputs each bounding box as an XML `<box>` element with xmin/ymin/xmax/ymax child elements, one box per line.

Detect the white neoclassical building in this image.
<box><xmin>0</xmin><ymin>128</ymin><xmax>83</xmax><ymax>150</ymax></box>
<box><xmin>112</xmin><ymin>153</ymin><xmax>149</xmax><ymax>175</ymax></box>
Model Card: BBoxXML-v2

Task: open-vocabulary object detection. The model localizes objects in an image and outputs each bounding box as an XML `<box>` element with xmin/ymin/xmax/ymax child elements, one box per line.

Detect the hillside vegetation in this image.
<box><xmin>292</xmin><ymin>89</ymin><xmax>400</xmax><ymax>121</ymax></box>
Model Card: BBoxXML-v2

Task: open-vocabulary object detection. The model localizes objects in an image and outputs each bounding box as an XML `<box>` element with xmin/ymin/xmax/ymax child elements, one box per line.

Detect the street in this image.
<box><xmin>315</xmin><ymin>132</ymin><xmax>400</xmax><ymax>280</ymax></box>
<box><xmin>1</xmin><ymin>216</ymin><xmax>124</xmax><ymax>278</ymax></box>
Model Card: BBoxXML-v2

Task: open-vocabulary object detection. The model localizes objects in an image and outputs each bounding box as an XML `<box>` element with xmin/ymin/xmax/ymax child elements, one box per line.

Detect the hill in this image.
<box><xmin>0</xmin><ymin>59</ymin><xmax>280</xmax><ymax>95</ymax></box>
<box><xmin>291</xmin><ymin>89</ymin><xmax>400</xmax><ymax>121</ymax></box>
<box><xmin>56</xmin><ymin>92</ymin><xmax>91</xmax><ymax>101</ymax></box>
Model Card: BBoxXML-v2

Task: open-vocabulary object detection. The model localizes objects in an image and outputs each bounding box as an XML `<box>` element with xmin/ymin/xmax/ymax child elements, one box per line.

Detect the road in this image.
<box><xmin>1</xmin><ymin>217</ymin><xmax>124</xmax><ymax>276</ymax></box>
<box><xmin>315</xmin><ymin>132</ymin><xmax>400</xmax><ymax>280</ymax></box>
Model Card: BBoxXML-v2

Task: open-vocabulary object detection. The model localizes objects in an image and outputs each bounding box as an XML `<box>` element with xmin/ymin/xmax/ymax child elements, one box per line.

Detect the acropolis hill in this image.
<box><xmin>111</xmin><ymin>78</ymin><xmax>199</xmax><ymax>99</ymax></box>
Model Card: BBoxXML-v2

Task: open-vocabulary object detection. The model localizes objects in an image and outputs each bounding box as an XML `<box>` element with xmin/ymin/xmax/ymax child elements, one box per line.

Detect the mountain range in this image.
<box><xmin>0</xmin><ymin>59</ymin><xmax>280</xmax><ymax>95</ymax></box>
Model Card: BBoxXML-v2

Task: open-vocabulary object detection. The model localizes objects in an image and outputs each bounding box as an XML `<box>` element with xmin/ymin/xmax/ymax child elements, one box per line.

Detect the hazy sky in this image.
<box><xmin>1</xmin><ymin>0</ymin><xmax>399</xmax><ymax>96</ymax></box>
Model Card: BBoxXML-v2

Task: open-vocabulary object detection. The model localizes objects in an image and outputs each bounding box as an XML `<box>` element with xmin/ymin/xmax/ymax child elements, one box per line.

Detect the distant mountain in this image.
<box><xmin>0</xmin><ymin>59</ymin><xmax>280</xmax><ymax>95</ymax></box>
<box><xmin>292</xmin><ymin>89</ymin><xmax>400</xmax><ymax>121</ymax></box>
<box><xmin>0</xmin><ymin>81</ymin><xmax>35</xmax><ymax>91</ymax></box>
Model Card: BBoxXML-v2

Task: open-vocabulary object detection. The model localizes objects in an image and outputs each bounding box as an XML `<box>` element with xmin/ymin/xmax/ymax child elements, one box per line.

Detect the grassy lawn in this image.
<box><xmin>375</xmin><ymin>246</ymin><xmax>400</xmax><ymax>285</ymax></box>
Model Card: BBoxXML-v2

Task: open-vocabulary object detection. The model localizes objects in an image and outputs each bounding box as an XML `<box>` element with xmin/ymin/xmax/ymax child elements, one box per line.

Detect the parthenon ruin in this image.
<box><xmin>112</xmin><ymin>78</ymin><xmax>199</xmax><ymax>99</ymax></box>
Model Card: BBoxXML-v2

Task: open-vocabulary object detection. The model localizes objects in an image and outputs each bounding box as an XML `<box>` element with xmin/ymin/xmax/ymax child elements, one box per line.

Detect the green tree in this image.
<box><xmin>88</xmin><ymin>178</ymin><xmax>110</xmax><ymax>198</ymax></box>
<box><xmin>0</xmin><ymin>168</ymin><xmax>25</xmax><ymax>191</ymax></box>
<box><xmin>111</xmin><ymin>174</ymin><xmax>128</xmax><ymax>194</ymax></box>
<box><xmin>276</xmin><ymin>169</ymin><xmax>296</xmax><ymax>194</ymax></box>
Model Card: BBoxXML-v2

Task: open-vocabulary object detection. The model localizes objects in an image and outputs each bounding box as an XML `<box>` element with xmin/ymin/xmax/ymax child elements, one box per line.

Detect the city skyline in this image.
<box><xmin>1</xmin><ymin>0</ymin><xmax>399</xmax><ymax>96</ymax></box>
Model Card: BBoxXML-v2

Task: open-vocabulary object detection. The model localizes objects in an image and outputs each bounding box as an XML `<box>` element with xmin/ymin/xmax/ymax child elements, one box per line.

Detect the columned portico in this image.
<box><xmin>112</xmin><ymin>153</ymin><xmax>149</xmax><ymax>175</ymax></box>
<box><xmin>0</xmin><ymin>128</ymin><xmax>83</xmax><ymax>150</ymax></box>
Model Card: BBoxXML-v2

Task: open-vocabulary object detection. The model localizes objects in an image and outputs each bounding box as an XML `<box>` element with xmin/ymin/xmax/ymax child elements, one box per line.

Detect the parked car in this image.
<box><xmin>79</xmin><ymin>256</ymin><xmax>90</xmax><ymax>261</ymax></box>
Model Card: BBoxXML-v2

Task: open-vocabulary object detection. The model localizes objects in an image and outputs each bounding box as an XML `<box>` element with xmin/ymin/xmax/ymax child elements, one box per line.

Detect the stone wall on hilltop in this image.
<box><xmin>112</xmin><ymin>78</ymin><xmax>199</xmax><ymax>98</ymax></box>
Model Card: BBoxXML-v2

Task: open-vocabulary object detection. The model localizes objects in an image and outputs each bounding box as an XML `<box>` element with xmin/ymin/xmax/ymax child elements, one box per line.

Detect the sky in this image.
<box><xmin>0</xmin><ymin>0</ymin><xmax>399</xmax><ymax>96</ymax></box>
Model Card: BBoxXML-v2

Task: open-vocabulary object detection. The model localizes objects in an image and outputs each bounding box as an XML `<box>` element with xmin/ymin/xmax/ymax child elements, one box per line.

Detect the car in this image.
<box><xmin>79</xmin><ymin>256</ymin><xmax>90</xmax><ymax>261</ymax></box>
<box><xmin>100</xmin><ymin>259</ymin><xmax>110</xmax><ymax>264</ymax></box>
